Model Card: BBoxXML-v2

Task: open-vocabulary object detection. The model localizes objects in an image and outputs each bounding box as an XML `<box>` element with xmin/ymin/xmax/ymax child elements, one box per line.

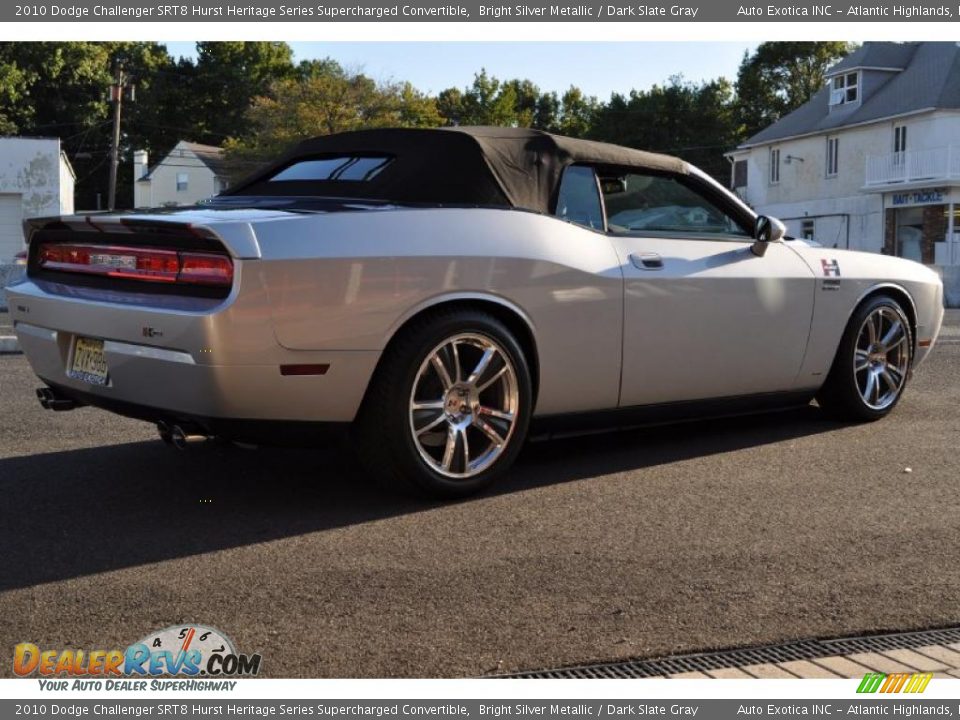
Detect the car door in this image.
<box><xmin>594</xmin><ymin>168</ymin><xmax>817</xmax><ymax>407</ymax></box>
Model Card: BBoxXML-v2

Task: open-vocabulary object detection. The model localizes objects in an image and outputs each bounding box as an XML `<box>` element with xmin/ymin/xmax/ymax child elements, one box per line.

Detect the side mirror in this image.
<box><xmin>752</xmin><ymin>215</ymin><xmax>786</xmax><ymax>257</ymax></box>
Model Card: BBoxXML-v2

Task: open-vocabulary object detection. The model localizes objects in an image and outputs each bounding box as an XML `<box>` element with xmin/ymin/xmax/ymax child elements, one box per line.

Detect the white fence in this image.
<box><xmin>865</xmin><ymin>146</ymin><xmax>960</xmax><ymax>186</ymax></box>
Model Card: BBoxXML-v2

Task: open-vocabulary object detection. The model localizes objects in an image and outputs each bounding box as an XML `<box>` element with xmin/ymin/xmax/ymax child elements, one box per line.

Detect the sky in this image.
<box><xmin>163</xmin><ymin>42</ymin><xmax>758</xmax><ymax>100</ymax></box>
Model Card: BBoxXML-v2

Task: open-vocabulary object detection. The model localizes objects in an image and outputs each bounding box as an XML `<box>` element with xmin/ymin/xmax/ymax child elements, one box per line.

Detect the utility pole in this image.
<box><xmin>107</xmin><ymin>63</ymin><xmax>134</xmax><ymax>211</ymax></box>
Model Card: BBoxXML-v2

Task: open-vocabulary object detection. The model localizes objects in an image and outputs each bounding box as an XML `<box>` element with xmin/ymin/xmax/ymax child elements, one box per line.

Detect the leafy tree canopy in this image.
<box><xmin>735</xmin><ymin>41</ymin><xmax>857</xmax><ymax>138</ymax></box>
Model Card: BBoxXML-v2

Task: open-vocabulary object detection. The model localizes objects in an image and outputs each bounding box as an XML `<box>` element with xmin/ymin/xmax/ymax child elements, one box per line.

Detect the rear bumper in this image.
<box><xmin>7</xmin><ymin>278</ymin><xmax>380</xmax><ymax>425</ymax></box>
<box><xmin>39</xmin><ymin>379</ymin><xmax>350</xmax><ymax>446</ymax></box>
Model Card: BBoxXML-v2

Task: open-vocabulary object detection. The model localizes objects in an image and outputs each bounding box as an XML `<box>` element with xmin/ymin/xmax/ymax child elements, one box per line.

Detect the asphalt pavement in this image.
<box><xmin>0</xmin><ymin>312</ymin><xmax>958</xmax><ymax>678</ymax></box>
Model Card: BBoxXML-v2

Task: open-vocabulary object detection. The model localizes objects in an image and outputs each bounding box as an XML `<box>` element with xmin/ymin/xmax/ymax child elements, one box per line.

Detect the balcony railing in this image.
<box><xmin>865</xmin><ymin>145</ymin><xmax>960</xmax><ymax>187</ymax></box>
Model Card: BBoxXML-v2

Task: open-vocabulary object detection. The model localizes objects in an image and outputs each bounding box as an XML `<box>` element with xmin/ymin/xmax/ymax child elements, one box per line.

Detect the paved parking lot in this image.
<box><xmin>0</xmin><ymin>312</ymin><xmax>958</xmax><ymax>678</ymax></box>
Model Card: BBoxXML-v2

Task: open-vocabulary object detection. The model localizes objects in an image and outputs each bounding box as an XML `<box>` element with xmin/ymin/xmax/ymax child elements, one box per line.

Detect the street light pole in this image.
<box><xmin>107</xmin><ymin>64</ymin><xmax>135</xmax><ymax>211</ymax></box>
<box><xmin>107</xmin><ymin>64</ymin><xmax>124</xmax><ymax>211</ymax></box>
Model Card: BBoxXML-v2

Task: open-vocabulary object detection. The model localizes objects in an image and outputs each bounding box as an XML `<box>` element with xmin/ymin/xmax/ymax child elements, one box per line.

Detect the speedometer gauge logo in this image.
<box><xmin>128</xmin><ymin>624</ymin><xmax>259</xmax><ymax>676</ymax></box>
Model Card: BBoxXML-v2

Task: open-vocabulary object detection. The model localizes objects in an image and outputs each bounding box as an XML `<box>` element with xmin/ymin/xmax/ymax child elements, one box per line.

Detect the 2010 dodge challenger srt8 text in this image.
<box><xmin>5</xmin><ymin>127</ymin><xmax>945</xmax><ymax>497</ymax></box>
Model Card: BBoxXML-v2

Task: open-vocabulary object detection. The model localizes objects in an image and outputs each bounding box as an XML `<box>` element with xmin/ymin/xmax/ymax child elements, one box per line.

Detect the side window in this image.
<box><xmin>602</xmin><ymin>172</ymin><xmax>752</xmax><ymax>239</ymax></box>
<box><xmin>554</xmin><ymin>165</ymin><xmax>604</xmax><ymax>231</ymax></box>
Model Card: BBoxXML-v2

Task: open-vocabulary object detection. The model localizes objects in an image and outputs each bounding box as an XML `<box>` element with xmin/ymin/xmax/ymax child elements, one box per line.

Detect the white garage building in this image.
<box><xmin>0</xmin><ymin>137</ymin><xmax>75</xmax><ymax>263</ymax></box>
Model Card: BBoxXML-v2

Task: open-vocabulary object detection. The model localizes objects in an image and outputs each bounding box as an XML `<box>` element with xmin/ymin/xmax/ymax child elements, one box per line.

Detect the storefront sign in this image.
<box><xmin>890</xmin><ymin>188</ymin><xmax>946</xmax><ymax>206</ymax></box>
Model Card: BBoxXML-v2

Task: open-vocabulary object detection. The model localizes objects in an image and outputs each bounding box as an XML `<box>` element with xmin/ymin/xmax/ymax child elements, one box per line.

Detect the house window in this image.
<box><xmin>732</xmin><ymin>160</ymin><xmax>748</xmax><ymax>189</ymax></box>
<box><xmin>893</xmin><ymin>125</ymin><xmax>908</xmax><ymax>167</ymax></box>
<box><xmin>826</xmin><ymin>137</ymin><xmax>839</xmax><ymax>177</ymax></box>
<box><xmin>214</xmin><ymin>177</ymin><xmax>229</xmax><ymax>194</ymax></box>
<box><xmin>830</xmin><ymin>72</ymin><xmax>859</xmax><ymax>106</ymax></box>
<box><xmin>769</xmin><ymin>148</ymin><xmax>781</xmax><ymax>185</ymax></box>
<box><xmin>894</xmin><ymin>124</ymin><xmax>908</xmax><ymax>153</ymax></box>
<box><xmin>176</xmin><ymin>173</ymin><xmax>189</xmax><ymax>192</ymax></box>
<box><xmin>801</xmin><ymin>219</ymin><xmax>815</xmax><ymax>240</ymax></box>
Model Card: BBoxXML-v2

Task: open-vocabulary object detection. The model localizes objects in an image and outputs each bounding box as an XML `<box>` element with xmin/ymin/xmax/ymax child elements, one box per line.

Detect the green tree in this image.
<box><xmin>590</xmin><ymin>75</ymin><xmax>739</xmax><ymax>181</ymax></box>
<box><xmin>736</xmin><ymin>41</ymin><xmax>856</xmax><ymax>138</ymax></box>
<box><xmin>0</xmin><ymin>54</ymin><xmax>29</xmax><ymax>134</ymax></box>
<box><xmin>533</xmin><ymin>90</ymin><xmax>560</xmax><ymax>132</ymax></box>
<box><xmin>0</xmin><ymin>42</ymin><xmax>113</xmax><ymax>140</ymax></box>
<box><xmin>502</xmin><ymin>78</ymin><xmax>541</xmax><ymax>127</ymax></box>
<box><xmin>436</xmin><ymin>87</ymin><xmax>465</xmax><ymax>126</ymax></box>
<box><xmin>558</xmin><ymin>86</ymin><xmax>597</xmax><ymax>138</ymax></box>
<box><xmin>296</xmin><ymin>57</ymin><xmax>347</xmax><ymax>81</ymax></box>
<box><xmin>193</xmin><ymin>42</ymin><xmax>295</xmax><ymax>141</ymax></box>
<box><xmin>224</xmin><ymin>61</ymin><xmax>441</xmax><ymax>176</ymax></box>
<box><xmin>397</xmin><ymin>82</ymin><xmax>442</xmax><ymax>128</ymax></box>
<box><xmin>461</xmin><ymin>69</ymin><xmax>517</xmax><ymax>126</ymax></box>
<box><xmin>438</xmin><ymin>70</ymin><xmax>521</xmax><ymax>126</ymax></box>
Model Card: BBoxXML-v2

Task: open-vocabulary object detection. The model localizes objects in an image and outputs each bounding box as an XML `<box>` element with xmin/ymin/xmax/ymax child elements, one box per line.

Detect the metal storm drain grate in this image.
<box><xmin>502</xmin><ymin>626</ymin><xmax>960</xmax><ymax>679</ymax></box>
<box><xmin>823</xmin><ymin>626</ymin><xmax>960</xmax><ymax>655</ymax></box>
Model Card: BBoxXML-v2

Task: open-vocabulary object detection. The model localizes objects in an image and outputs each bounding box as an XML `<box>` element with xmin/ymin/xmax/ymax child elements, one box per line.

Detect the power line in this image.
<box><xmin>62</xmin><ymin>119</ymin><xmax>113</xmax><ymax>143</ymax></box>
<box><xmin>130</xmin><ymin>120</ymin><xmax>231</xmax><ymax>138</ymax></box>
<box><xmin>75</xmin><ymin>153</ymin><xmax>110</xmax><ymax>184</ymax></box>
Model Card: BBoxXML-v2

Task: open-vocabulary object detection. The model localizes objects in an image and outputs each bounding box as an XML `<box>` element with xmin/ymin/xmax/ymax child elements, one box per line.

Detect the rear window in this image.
<box><xmin>269</xmin><ymin>156</ymin><xmax>393</xmax><ymax>183</ymax></box>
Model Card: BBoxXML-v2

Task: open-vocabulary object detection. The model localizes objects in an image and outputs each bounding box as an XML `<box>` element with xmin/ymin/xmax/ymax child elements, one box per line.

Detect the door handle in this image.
<box><xmin>629</xmin><ymin>252</ymin><xmax>663</xmax><ymax>270</ymax></box>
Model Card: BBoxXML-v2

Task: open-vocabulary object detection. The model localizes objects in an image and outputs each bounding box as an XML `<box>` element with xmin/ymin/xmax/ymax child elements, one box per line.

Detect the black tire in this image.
<box><xmin>354</xmin><ymin>307</ymin><xmax>533</xmax><ymax>499</ymax></box>
<box><xmin>817</xmin><ymin>294</ymin><xmax>913</xmax><ymax>422</ymax></box>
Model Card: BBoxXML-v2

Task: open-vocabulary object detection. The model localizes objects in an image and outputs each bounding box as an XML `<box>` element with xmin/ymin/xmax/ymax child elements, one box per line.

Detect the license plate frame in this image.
<box><xmin>69</xmin><ymin>336</ymin><xmax>109</xmax><ymax>386</ymax></box>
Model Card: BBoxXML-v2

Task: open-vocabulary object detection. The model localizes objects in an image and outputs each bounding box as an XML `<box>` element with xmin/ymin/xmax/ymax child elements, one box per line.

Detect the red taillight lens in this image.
<box><xmin>37</xmin><ymin>243</ymin><xmax>233</xmax><ymax>287</ymax></box>
<box><xmin>179</xmin><ymin>252</ymin><xmax>234</xmax><ymax>286</ymax></box>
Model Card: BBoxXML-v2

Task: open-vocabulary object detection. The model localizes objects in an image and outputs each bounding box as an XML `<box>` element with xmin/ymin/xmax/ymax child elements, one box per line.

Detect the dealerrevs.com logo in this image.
<box><xmin>14</xmin><ymin>624</ymin><xmax>262</xmax><ymax>682</ymax></box>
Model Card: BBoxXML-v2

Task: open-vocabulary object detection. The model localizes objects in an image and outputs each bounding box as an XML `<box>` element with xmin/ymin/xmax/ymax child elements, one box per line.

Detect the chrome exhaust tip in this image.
<box><xmin>169</xmin><ymin>424</ymin><xmax>207</xmax><ymax>450</ymax></box>
<box><xmin>36</xmin><ymin>388</ymin><xmax>52</xmax><ymax>409</ymax></box>
<box><xmin>36</xmin><ymin>387</ymin><xmax>78</xmax><ymax>411</ymax></box>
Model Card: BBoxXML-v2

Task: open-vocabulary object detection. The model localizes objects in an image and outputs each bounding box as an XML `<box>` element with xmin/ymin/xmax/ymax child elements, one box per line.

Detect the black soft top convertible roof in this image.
<box><xmin>224</xmin><ymin>126</ymin><xmax>688</xmax><ymax>214</ymax></box>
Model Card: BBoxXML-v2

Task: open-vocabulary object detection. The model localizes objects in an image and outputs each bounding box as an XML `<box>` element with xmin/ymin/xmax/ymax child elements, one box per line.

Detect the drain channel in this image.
<box><xmin>503</xmin><ymin>626</ymin><xmax>960</xmax><ymax>679</ymax></box>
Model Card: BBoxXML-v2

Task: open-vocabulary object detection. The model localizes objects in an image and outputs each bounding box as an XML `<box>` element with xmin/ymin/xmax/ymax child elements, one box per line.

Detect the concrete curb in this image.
<box><xmin>0</xmin><ymin>335</ymin><xmax>20</xmax><ymax>354</ymax></box>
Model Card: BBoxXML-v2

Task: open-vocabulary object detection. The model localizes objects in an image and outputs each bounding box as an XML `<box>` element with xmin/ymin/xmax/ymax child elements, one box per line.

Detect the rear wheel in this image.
<box><xmin>356</xmin><ymin>308</ymin><xmax>533</xmax><ymax>498</ymax></box>
<box><xmin>817</xmin><ymin>295</ymin><xmax>912</xmax><ymax>421</ymax></box>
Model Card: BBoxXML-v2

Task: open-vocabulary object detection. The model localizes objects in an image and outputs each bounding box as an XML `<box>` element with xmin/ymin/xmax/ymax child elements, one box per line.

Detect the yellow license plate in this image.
<box><xmin>70</xmin><ymin>336</ymin><xmax>109</xmax><ymax>385</ymax></box>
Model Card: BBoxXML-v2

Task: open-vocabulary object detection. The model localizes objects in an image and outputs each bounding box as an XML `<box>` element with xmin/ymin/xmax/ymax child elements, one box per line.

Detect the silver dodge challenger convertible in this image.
<box><xmin>5</xmin><ymin>127</ymin><xmax>945</xmax><ymax>497</ymax></box>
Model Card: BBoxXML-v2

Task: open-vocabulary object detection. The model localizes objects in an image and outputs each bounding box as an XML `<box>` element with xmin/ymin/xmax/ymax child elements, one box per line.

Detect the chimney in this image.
<box><xmin>133</xmin><ymin>150</ymin><xmax>148</xmax><ymax>181</ymax></box>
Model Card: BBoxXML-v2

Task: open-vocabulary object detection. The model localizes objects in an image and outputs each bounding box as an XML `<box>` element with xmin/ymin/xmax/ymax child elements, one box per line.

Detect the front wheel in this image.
<box><xmin>817</xmin><ymin>295</ymin><xmax>912</xmax><ymax>422</ymax></box>
<box><xmin>356</xmin><ymin>308</ymin><xmax>533</xmax><ymax>498</ymax></box>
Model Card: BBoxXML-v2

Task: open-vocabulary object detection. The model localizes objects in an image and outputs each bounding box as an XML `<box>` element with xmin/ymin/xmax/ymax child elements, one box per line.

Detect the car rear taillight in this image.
<box><xmin>36</xmin><ymin>243</ymin><xmax>233</xmax><ymax>287</ymax></box>
<box><xmin>179</xmin><ymin>252</ymin><xmax>234</xmax><ymax>285</ymax></box>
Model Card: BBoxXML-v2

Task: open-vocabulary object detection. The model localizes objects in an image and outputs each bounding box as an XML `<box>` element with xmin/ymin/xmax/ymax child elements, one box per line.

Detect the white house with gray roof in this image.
<box><xmin>727</xmin><ymin>42</ymin><xmax>960</xmax><ymax>268</ymax></box>
<box><xmin>134</xmin><ymin>140</ymin><xmax>230</xmax><ymax>209</ymax></box>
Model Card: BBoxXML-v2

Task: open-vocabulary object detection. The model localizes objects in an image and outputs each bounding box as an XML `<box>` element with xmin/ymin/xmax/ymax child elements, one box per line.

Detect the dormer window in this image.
<box><xmin>830</xmin><ymin>72</ymin><xmax>859</xmax><ymax>107</ymax></box>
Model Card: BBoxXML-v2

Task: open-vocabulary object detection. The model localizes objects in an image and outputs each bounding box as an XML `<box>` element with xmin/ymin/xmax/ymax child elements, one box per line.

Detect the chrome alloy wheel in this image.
<box><xmin>854</xmin><ymin>306</ymin><xmax>910</xmax><ymax>411</ymax></box>
<box><xmin>408</xmin><ymin>333</ymin><xmax>520</xmax><ymax>479</ymax></box>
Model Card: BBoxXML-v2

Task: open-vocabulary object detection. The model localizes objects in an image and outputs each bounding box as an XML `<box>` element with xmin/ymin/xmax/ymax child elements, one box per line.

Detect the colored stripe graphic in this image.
<box><xmin>880</xmin><ymin>673</ymin><xmax>908</xmax><ymax>693</ymax></box>
<box><xmin>857</xmin><ymin>672</ymin><xmax>931</xmax><ymax>694</ymax></box>
<box><xmin>857</xmin><ymin>673</ymin><xmax>886</xmax><ymax>693</ymax></box>
<box><xmin>905</xmin><ymin>673</ymin><xmax>933</xmax><ymax>693</ymax></box>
